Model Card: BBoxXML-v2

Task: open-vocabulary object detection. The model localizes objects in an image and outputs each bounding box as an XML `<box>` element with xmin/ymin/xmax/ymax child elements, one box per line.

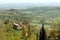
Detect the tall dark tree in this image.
<box><xmin>39</xmin><ymin>19</ymin><xmax>46</xmax><ymax>40</ymax></box>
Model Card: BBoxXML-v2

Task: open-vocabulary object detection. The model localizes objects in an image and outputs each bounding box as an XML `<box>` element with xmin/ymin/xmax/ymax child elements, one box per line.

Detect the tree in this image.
<box><xmin>39</xmin><ymin>19</ymin><xmax>46</xmax><ymax>40</ymax></box>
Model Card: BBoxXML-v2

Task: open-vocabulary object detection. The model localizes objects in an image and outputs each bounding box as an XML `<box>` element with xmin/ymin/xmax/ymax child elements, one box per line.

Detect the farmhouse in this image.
<box><xmin>13</xmin><ymin>22</ymin><xmax>23</xmax><ymax>30</ymax></box>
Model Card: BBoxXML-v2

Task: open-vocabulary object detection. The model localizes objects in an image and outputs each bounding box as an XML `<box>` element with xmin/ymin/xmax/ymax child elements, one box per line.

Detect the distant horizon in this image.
<box><xmin>0</xmin><ymin>2</ymin><xmax>60</xmax><ymax>10</ymax></box>
<box><xmin>0</xmin><ymin>2</ymin><xmax>60</xmax><ymax>6</ymax></box>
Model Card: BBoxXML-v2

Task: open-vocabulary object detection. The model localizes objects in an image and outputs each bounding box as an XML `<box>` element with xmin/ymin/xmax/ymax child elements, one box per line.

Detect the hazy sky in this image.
<box><xmin>0</xmin><ymin>0</ymin><xmax>60</xmax><ymax>4</ymax></box>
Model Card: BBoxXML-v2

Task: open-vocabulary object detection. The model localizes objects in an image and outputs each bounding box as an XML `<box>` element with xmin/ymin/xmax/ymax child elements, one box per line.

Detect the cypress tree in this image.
<box><xmin>39</xmin><ymin>19</ymin><xmax>46</xmax><ymax>40</ymax></box>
